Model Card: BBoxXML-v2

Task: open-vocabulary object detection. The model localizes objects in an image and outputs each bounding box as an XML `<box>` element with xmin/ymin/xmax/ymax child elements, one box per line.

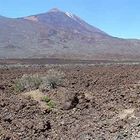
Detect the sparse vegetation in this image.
<box><xmin>2</xmin><ymin>66</ymin><xmax>140</xmax><ymax>139</ymax></box>
<box><xmin>13</xmin><ymin>69</ymin><xmax>65</xmax><ymax>93</ymax></box>
<box><xmin>42</xmin><ymin>96</ymin><xmax>55</xmax><ymax>109</ymax></box>
<box><xmin>47</xmin><ymin>100</ymin><xmax>55</xmax><ymax>109</ymax></box>
<box><xmin>14</xmin><ymin>74</ymin><xmax>42</xmax><ymax>92</ymax></box>
<box><xmin>14</xmin><ymin>80</ymin><xmax>25</xmax><ymax>92</ymax></box>
<box><xmin>42</xmin><ymin>96</ymin><xmax>51</xmax><ymax>103</ymax></box>
<box><xmin>41</xmin><ymin>69</ymin><xmax>65</xmax><ymax>89</ymax></box>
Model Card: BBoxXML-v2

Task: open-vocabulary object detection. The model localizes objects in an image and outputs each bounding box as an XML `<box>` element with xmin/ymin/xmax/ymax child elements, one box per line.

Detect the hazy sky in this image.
<box><xmin>0</xmin><ymin>0</ymin><xmax>140</xmax><ymax>39</ymax></box>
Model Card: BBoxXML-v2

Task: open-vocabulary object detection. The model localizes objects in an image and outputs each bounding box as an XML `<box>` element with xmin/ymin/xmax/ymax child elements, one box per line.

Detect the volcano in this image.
<box><xmin>0</xmin><ymin>8</ymin><xmax>140</xmax><ymax>60</ymax></box>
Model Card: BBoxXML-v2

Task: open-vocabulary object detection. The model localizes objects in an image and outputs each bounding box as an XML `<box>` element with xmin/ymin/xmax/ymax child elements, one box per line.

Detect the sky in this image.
<box><xmin>0</xmin><ymin>0</ymin><xmax>140</xmax><ymax>39</ymax></box>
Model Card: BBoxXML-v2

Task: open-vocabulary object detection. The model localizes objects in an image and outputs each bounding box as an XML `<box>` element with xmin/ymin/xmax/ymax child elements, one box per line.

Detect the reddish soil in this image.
<box><xmin>1</xmin><ymin>65</ymin><xmax>140</xmax><ymax>139</ymax></box>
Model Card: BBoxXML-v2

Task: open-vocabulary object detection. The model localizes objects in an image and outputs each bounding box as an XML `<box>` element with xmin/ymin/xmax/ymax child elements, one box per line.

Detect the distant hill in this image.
<box><xmin>0</xmin><ymin>8</ymin><xmax>140</xmax><ymax>60</ymax></box>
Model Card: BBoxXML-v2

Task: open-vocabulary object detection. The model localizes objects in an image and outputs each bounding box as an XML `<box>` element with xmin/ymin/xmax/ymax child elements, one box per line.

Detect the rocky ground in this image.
<box><xmin>1</xmin><ymin>65</ymin><xmax>140</xmax><ymax>139</ymax></box>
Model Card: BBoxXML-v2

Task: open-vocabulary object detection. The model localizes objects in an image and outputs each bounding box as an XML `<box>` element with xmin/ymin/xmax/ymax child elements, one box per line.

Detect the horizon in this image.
<box><xmin>0</xmin><ymin>0</ymin><xmax>140</xmax><ymax>39</ymax></box>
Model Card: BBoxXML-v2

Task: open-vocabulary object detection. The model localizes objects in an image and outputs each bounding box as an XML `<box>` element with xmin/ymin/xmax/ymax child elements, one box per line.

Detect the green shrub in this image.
<box><xmin>42</xmin><ymin>96</ymin><xmax>55</xmax><ymax>109</ymax></box>
<box><xmin>47</xmin><ymin>100</ymin><xmax>55</xmax><ymax>109</ymax></box>
<box><xmin>42</xmin><ymin>96</ymin><xmax>51</xmax><ymax>102</ymax></box>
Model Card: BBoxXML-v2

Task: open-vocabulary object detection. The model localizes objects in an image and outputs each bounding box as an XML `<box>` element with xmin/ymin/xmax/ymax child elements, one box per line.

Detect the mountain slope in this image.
<box><xmin>24</xmin><ymin>8</ymin><xmax>108</xmax><ymax>36</ymax></box>
<box><xmin>0</xmin><ymin>8</ymin><xmax>140</xmax><ymax>60</ymax></box>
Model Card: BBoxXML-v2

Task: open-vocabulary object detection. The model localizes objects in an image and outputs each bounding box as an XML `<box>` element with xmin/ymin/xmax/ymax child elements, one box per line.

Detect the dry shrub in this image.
<box><xmin>41</xmin><ymin>69</ymin><xmax>65</xmax><ymax>90</ymax></box>
<box><xmin>14</xmin><ymin>69</ymin><xmax>65</xmax><ymax>93</ymax></box>
<box><xmin>14</xmin><ymin>74</ymin><xmax>42</xmax><ymax>92</ymax></box>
